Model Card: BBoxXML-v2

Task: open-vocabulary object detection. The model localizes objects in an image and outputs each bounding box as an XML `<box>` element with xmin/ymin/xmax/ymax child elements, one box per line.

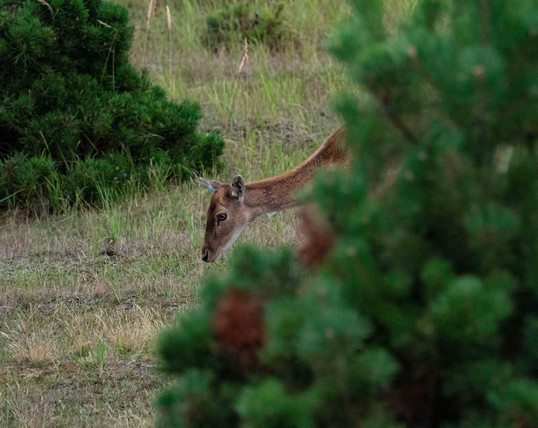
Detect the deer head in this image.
<box><xmin>199</xmin><ymin>175</ymin><xmax>248</xmax><ymax>262</ymax></box>
<box><xmin>198</xmin><ymin>128</ymin><xmax>347</xmax><ymax>263</ymax></box>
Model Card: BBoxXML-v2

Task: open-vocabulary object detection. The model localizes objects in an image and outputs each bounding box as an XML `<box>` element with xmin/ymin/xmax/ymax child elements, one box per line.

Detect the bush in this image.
<box><xmin>158</xmin><ymin>0</ymin><xmax>538</xmax><ymax>426</ymax></box>
<box><xmin>0</xmin><ymin>0</ymin><xmax>224</xmax><ymax>212</ymax></box>
<box><xmin>204</xmin><ymin>0</ymin><xmax>286</xmax><ymax>50</ymax></box>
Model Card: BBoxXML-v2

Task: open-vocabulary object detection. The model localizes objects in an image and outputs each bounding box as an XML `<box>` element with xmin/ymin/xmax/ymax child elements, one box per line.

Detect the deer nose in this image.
<box><xmin>201</xmin><ymin>246</ymin><xmax>209</xmax><ymax>262</ymax></box>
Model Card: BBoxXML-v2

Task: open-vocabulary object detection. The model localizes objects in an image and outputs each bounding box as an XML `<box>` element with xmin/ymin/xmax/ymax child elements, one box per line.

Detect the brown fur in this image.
<box><xmin>297</xmin><ymin>205</ymin><xmax>335</xmax><ymax>269</ymax></box>
<box><xmin>243</xmin><ymin>127</ymin><xmax>347</xmax><ymax>218</ymax></box>
<box><xmin>201</xmin><ymin>128</ymin><xmax>346</xmax><ymax>262</ymax></box>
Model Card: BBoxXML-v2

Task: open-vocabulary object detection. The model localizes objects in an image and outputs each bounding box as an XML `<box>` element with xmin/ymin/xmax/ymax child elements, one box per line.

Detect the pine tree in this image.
<box><xmin>0</xmin><ymin>0</ymin><xmax>223</xmax><ymax>210</ymax></box>
<box><xmin>158</xmin><ymin>0</ymin><xmax>538</xmax><ymax>426</ymax></box>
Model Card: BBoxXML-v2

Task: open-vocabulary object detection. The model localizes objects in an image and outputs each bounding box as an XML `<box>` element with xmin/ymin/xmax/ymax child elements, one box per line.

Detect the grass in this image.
<box><xmin>0</xmin><ymin>0</ymin><xmax>415</xmax><ymax>425</ymax></box>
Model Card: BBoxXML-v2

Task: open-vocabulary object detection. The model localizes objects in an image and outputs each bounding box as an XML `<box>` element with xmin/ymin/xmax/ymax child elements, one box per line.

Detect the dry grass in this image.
<box><xmin>0</xmin><ymin>0</ymin><xmax>414</xmax><ymax>425</ymax></box>
<box><xmin>0</xmin><ymin>171</ymin><xmax>305</xmax><ymax>425</ymax></box>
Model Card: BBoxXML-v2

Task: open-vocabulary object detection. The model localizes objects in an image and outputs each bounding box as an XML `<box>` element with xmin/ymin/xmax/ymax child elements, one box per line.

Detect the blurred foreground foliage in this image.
<box><xmin>158</xmin><ymin>0</ymin><xmax>538</xmax><ymax>426</ymax></box>
<box><xmin>0</xmin><ymin>0</ymin><xmax>223</xmax><ymax>212</ymax></box>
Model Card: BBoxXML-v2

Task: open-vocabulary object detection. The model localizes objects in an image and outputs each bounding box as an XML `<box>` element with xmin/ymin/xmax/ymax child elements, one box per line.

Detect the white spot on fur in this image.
<box><xmin>223</xmin><ymin>227</ymin><xmax>244</xmax><ymax>251</ymax></box>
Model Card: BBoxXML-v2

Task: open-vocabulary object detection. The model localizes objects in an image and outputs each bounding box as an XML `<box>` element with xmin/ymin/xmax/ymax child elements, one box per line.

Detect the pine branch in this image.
<box><xmin>375</xmin><ymin>89</ymin><xmax>418</xmax><ymax>144</ymax></box>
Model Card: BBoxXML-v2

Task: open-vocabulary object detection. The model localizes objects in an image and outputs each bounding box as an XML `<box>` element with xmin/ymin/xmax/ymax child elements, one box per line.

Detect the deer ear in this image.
<box><xmin>199</xmin><ymin>177</ymin><xmax>224</xmax><ymax>193</ymax></box>
<box><xmin>230</xmin><ymin>175</ymin><xmax>244</xmax><ymax>201</ymax></box>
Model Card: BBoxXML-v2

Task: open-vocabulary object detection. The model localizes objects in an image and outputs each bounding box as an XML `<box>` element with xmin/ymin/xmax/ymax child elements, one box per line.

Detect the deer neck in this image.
<box><xmin>243</xmin><ymin>128</ymin><xmax>345</xmax><ymax>221</ymax></box>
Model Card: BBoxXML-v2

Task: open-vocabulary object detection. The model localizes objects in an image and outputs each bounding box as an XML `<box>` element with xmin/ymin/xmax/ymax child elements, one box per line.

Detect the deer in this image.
<box><xmin>199</xmin><ymin>127</ymin><xmax>347</xmax><ymax>262</ymax></box>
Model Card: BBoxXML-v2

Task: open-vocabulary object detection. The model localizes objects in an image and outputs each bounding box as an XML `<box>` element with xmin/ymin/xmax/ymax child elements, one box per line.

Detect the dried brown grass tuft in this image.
<box><xmin>166</xmin><ymin>5</ymin><xmax>172</xmax><ymax>31</ymax></box>
<box><xmin>146</xmin><ymin>0</ymin><xmax>157</xmax><ymax>30</ymax></box>
<box><xmin>12</xmin><ymin>341</ymin><xmax>55</xmax><ymax>367</ymax></box>
<box><xmin>237</xmin><ymin>38</ymin><xmax>250</xmax><ymax>76</ymax></box>
<box><xmin>101</xmin><ymin>305</ymin><xmax>165</xmax><ymax>355</ymax></box>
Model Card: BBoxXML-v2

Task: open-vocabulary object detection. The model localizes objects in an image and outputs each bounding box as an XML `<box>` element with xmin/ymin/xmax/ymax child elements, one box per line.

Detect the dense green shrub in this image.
<box><xmin>158</xmin><ymin>0</ymin><xmax>538</xmax><ymax>426</ymax></box>
<box><xmin>204</xmin><ymin>0</ymin><xmax>286</xmax><ymax>50</ymax></box>
<box><xmin>0</xmin><ymin>0</ymin><xmax>224</xmax><ymax>211</ymax></box>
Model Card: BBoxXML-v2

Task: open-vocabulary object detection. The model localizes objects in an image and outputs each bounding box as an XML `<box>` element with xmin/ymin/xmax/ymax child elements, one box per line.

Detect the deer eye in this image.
<box><xmin>217</xmin><ymin>213</ymin><xmax>227</xmax><ymax>224</ymax></box>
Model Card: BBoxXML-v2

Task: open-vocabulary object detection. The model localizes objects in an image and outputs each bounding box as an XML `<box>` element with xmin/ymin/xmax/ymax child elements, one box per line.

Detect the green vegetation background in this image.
<box><xmin>0</xmin><ymin>0</ymin><xmax>224</xmax><ymax>213</ymax></box>
<box><xmin>0</xmin><ymin>0</ymin><xmax>368</xmax><ymax>425</ymax></box>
